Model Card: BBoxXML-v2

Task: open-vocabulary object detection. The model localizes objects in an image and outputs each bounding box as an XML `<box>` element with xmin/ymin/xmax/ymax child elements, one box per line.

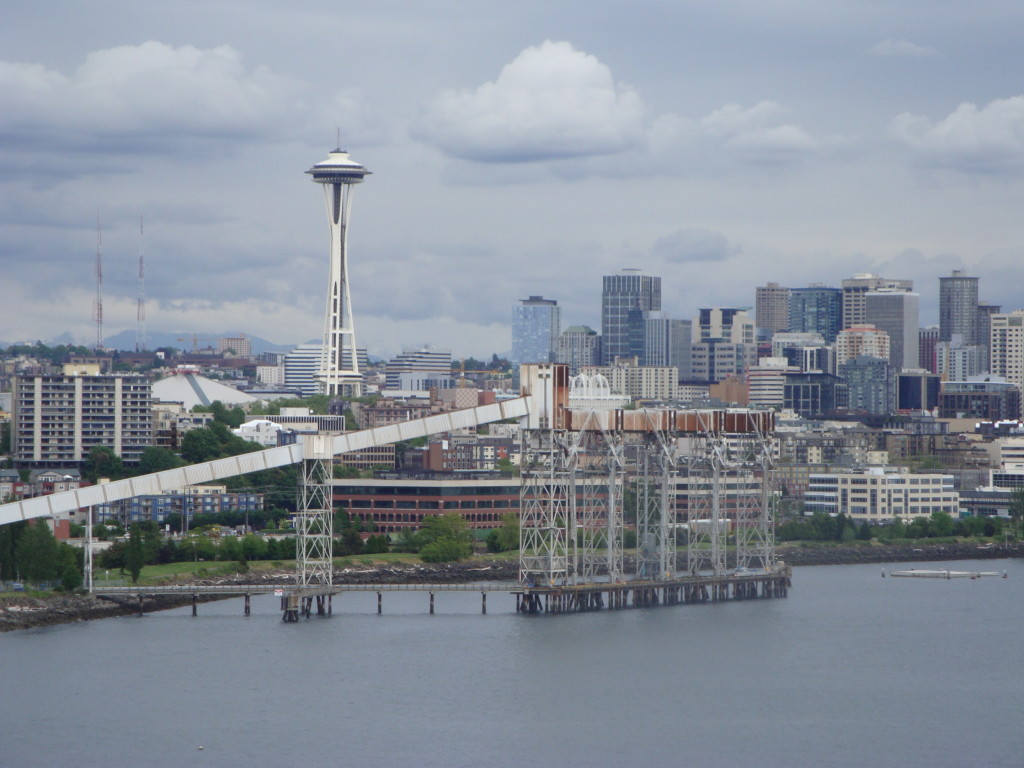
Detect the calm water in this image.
<box><xmin>2</xmin><ymin>560</ymin><xmax>1022</xmax><ymax>768</ymax></box>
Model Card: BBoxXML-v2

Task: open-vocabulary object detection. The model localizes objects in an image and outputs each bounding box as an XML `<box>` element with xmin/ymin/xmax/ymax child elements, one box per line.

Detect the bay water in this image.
<box><xmin>2</xmin><ymin>559</ymin><xmax>1022</xmax><ymax>768</ymax></box>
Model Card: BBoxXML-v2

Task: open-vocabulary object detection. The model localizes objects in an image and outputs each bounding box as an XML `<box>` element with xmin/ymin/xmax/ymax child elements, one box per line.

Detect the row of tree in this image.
<box><xmin>776</xmin><ymin>510</ymin><xmax>1011</xmax><ymax>543</ymax></box>
<box><xmin>0</xmin><ymin>521</ymin><xmax>83</xmax><ymax>591</ymax></box>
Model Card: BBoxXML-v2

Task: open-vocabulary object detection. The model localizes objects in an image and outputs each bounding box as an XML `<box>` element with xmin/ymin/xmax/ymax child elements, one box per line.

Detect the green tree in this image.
<box><xmin>337</xmin><ymin>527</ymin><xmax>364</xmax><ymax>556</ymax></box>
<box><xmin>57</xmin><ymin>543</ymin><xmax>83</xmax><ymax>591</ymax></box>
<box><xmin>125</xmin><ymin>525</ymin><xmax>145</xmax><ymax>583</ymax></box>
<box><xmin>181</xmin><ymin>428</ymin><xmax>221</xmax><ymax>463</ymax></box>
<box><xmin>136</xmin><ymin>446</ymin><xmax>185</xmax><ymax>475</ymax></box>
<box><xmin>485</xmin><ymin>513</ymin><xmax>520</xmax><ymax>553</ymax></box>
<box><xmin>241</xmin><ymin>534</ymin><xmax>267</xmax><ymax>561</ymax></box>
<box><xmin>364</xmin><ymin>534</ymin><xmax>390</xmax><ymax>554</ymax></box>
<box><xmin>0</xmin><ymin>521</ymin><xmax>26</xmax><ymax>580</ymax></box>
<box><xmin>420</xmin><ymin>537</ymin><xmax>472</xmax><ymax>563</ymax></box>
<box><xmin>857</xmin><ymin>521</ymin><xmax>872</xmax><ymax>541</ymax></box>
<box><xmin>417</xmin><ymin>513</ymin><xmax>473</xmax><ymax>562</ymax></box>
<box><xmin>834</xmin><ymin>513</ymin><xmax>849</xmax><ymax>542</ymax></box>
<box><xmin>82</xmin><ymin>446</ymin><xmax>125</xmax><ymax>483</ymax></box>
<box><xmin>930</xmin><ymin>510</ymin><xmax>954</xmax><ymax>538</ymax></box>
<box><xmin>1010</xmin><ymin>488</ymin><xmax>1024</xmax><ymax>538</ymax></box>
<box><xmin>219</xmin><ymin>536</ymin><xmax>242</xmax><ymax>562</ymax></box>
<box><xmin>16</xmin><ymin>520</ymin><xmax>59</xmax><ymax>584</ymax></box>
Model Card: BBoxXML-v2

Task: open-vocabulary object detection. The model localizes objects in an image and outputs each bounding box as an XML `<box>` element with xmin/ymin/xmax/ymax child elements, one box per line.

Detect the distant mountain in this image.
<box><xmin>100</xmin><ymin>330</ymin><xmax>295</xmax><ymax>355</ymax></box>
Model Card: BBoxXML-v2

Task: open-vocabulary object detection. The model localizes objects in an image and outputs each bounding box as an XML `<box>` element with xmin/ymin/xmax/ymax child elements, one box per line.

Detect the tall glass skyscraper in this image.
<box><xmin>511</xmin><ymin>296</ymin><xmax>561</xmax><ymax>364</ymax></box>
<box><xmin>865</xmin><ymin>289</ymin><xmax>920</xmax><ymax>371</ymax></box>
<box><xmin>789</xmin><ymin>285</ymin><xmax>843</xmax><ymax>343</ymax></box>
<box><xmin>601</xmin><ymin>270</ymin><xmax>661</xmax><ymax>364</ymax></box>
<box><xmin>939</xmin><ymin>270</ymin><xmax>979</xmax><ymax>343</ymax></box>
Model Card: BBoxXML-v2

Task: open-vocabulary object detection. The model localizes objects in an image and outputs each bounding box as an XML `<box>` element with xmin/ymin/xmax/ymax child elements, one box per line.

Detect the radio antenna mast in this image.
<box><xmin>93</xmin><ymin>213</ymin><xmax>104</xmax><ymax>351</ymax></box>
<box><xmin>136</xmin><ymin>216</ymin><xmax>147</xmax><ymax>352</ymax></box>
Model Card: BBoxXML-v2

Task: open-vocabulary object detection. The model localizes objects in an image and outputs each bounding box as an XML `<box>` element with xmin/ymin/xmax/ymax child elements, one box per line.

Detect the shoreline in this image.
<box><xmin>3</xmin><ymin>541</ymin><xmax>1020</xmax><ymax>632</ymax></box>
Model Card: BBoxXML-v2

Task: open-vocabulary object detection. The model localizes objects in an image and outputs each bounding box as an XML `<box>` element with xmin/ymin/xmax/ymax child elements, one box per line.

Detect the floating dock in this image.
<box><xmin>888</xmin><ymin>569</ymin><xmax>1007</xmax><ymax>580</ymax></box>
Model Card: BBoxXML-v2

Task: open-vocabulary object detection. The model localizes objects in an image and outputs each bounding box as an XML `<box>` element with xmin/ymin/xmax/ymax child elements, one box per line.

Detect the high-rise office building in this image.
<box><xmin>692</xmin><ymin>308</ymin><xmax>755</xmax><ymax>383</ymax></box>
<box><xmin>839</xmin><ymin>356</ymin><xmax>893</xmax><ymax>415</ymax></box>
<box><xmin>835</xmin><ymin>325</ymin><xmax>890</xmax><ymax>367</ymax></box>
<box><xmin>556</xmin><ymin>326</ymin><xmax>602</xmax><ymax>375</ymax></box>
<box><xmin>601</xmin><ymin>270</ymin><xmax>661</xmax><ymax>364</ymax></box>
<box><xmin>643</xmin><ymin>313</ymin><xmax>692</xmax><ymax>376</ymax></box>
<box><xmin>939</xmin><ymin>270</ymin><xmax>979</xmax><ymax>344</ymax></box>
<box><xmin>695</xmin><ymin>308</ymin><xmax>754</xmax><ymax>344</ymax></box>
<box><xmin>865</xmin><ymin>290</ymin><xmax>920</xmax><ymax>371</ymax></box>
<box><xmin>918</xmin><ymin>326</ymin><xmax>940</xmax><ymax>375</ymax></box>
<box><xmin>990</xmin><ymin>311</ymin><xmax>1024</xmax><ymax>388</ymax></box>
<box><xmin>935</xmin><ymin>336</ymin><xmax>985</xmax><ymax>382</ymax></box>
<box><xmin>841</xmin><ymin>274</ymin><xmax>913</xmax><ymax>329</ymax></box>
<box><xmin>976</xmin><ymin>301</ymin><xmax>1001</xmax><ymax>372</ymax></box>
<box><xmin>511</xmin><ymin>296</ymin><xmax>560</xmax><ymax>364</ymax></box>
<box><xmin>755</xmin><ymin>283</ymin><xmax>790</xmax><ymax>337</ymax></box>
<box><xmin>789</xmin><ymin>285</ymin><xmax>842</xmax><ymax>343</ymax></box>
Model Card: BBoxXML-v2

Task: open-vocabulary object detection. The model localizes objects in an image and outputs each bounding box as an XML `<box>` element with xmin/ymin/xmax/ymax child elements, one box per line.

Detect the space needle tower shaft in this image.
<box><xmin>306</xmin><ymin>148</ymin><xmax>371</xmax><ymax>398</ymax></box>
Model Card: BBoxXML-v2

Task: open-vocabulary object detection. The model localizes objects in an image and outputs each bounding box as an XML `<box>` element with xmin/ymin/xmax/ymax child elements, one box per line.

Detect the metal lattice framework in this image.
<box><xmin>573</xmin><ymin>418</ymin><xmax>624</xmax><ymax>585</ymax></box>
<box><xmin>296</xmin><ymin>436</ymin><xmax>334</xmax><ymax>589</ymax></box>
<box><xmin>635</xmin><ymin>428</ymin><xmax>676</xmax><ymax>581</ymax></box>
<box><xmin>734</xmin><ymin>426</ymin><xmax>776</xmax><ymax>571</ymax></box>
<box><xmin>520</xmin><ymin>400</ymin><xmax>779</xmax><ymax>587</ymax></box>
<box><xmin>519</xmin><ymin>428</ymin><xmax>572</xmax><ymax>587</ymax></box>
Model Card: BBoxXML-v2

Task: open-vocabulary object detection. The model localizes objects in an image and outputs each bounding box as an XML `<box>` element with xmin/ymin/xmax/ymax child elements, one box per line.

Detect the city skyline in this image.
<box><xmin>3</xmin><ymin>3</ymin><xmax>1024</xmax><ymax>358</ymax></box>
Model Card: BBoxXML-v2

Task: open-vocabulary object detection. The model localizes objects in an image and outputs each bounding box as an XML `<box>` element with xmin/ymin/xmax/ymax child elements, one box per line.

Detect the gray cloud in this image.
<box><xmin>868</xmin><ymin>38</ymin><xmax>939</xmax><ymax>58</ymax></box>
<box><xmin>652</xmin><ymin>229</ymin><xmax>740</xmax><ymax>263</ymax></box>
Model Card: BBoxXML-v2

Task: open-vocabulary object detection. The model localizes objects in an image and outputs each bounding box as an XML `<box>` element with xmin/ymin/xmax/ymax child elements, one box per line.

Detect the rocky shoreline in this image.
<box><xmin>2</xmin><ymin>541</ymin><xmax>1020</xmax><ymax>632</ymax></box>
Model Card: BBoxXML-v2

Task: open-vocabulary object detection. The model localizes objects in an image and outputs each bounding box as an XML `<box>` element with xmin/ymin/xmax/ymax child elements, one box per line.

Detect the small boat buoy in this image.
<box><xmin>198</xmin><ymin>746</ymin><xmax>204</xmax><ymax>751</ymax></box>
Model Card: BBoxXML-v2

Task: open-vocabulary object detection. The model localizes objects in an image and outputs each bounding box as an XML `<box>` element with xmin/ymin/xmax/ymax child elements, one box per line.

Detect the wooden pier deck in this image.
<box><xmin>93</xmin><ymin>566</ymin><xmax>792</xmax><ymax>620</ymax></box>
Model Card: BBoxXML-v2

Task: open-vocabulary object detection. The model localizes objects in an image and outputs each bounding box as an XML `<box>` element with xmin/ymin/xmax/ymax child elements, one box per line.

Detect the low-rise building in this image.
<box><xmin>805</xmin><ymin>466</ymin><xmax>958</xmax><ymax>522</ymax></box>
<box><xmin>331</xmin><ymin>475</ymin><xmax>521</xmax><ymax>535</ymax></box>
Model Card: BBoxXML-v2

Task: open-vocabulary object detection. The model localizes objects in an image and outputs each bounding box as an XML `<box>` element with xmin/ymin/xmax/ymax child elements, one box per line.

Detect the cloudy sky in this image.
<box><xmin>3</xmin><ymin>1</ymin><xmax>1024</xmax><ymax>358</ymax></box>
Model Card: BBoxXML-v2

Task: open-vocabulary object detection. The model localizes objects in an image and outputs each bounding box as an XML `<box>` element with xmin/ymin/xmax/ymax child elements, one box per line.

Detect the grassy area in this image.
<box><xmin>132</xmin><ymin>559</ymin><xmax>291</xmax><ymax>584</ymax></box>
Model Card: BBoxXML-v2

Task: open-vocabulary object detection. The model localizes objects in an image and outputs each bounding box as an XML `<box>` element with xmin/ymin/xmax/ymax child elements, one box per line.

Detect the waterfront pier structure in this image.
<box><xmin>306</xmin><ymin>147</ymin><xmax>370</xmax><ymax>399</ymax></box>
<box><xmin>515</xmin><ymin>364</ymin><xmax>788</xmax><ymax>614</ymax></box>
<box><xmin>0</xmin><ymin>364</ymin><xmax>790</xmax><ymax>620</ymax></box>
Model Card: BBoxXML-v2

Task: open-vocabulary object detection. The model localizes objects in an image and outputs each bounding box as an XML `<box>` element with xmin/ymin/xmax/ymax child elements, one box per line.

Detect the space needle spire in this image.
<box><xmin>306</xmin><ymin>146</ymin><xmax>371</xmax><ymax>398</ymax></box>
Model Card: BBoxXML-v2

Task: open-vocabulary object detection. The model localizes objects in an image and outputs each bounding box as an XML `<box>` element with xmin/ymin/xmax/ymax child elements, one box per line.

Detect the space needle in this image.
<box><xmin>306</xmin><ymin>147</ymin><xmax>371</xmax><ymax>397</ymax></box>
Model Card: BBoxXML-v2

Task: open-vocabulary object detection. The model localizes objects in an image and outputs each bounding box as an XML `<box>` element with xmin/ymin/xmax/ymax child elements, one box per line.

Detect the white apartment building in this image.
<box><xmin>990</xmin><ymin>311</ymin><xmax>1024</xmax><ymax>388</ymax></box>
<box><xmin>581</xmin><ymin>360</ymin><xmax>678</xmax><ymax>401</ymax></box>
<box><xmin>805</xmin><ymin>466</ymin><xmax>958</xmax><ymax>522</ymax></box>
<box><xmin>12</xmin><ymin>365</ymin><xmax>152</xmax><ymax>467</ymax></box>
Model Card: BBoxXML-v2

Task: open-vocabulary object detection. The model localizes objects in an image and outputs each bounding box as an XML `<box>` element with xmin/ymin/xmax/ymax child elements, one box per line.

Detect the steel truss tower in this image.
<box><xmin>518</xmin><ymin>374</ymin><xmax>778</xmax><ymax>589</ymax></box>
<box><xmin>519</xmin><ymin>427</ymin><xmax>573</xmax><ymax>587</ymax></box>
<box><xmin>681</xmin><ymin>416</ymin><xmax>775</xmax><ymax>577</ymax></box>
<box><xmin>572</xmin><ymin>414</ymin><xmax>624</xmax><ymax>584</ymax></box>
<box><xmin>635</xmin><ymin>430</ymin><xmax>676</xmax><ymax>581</ymax></box>
<box><xmin>734</xmin><ymin>425</ymin><xmax>776</xmax><ymax>571</ymax></box>
<box><xmin>296</xmin><ymin>435</ymin><xmax>334</xmax><ymax>589</ymax></box>
<box><xmin>307</xmin><ymin>148</ymin><xmax>371</xmax><ymax>398</ymax></box>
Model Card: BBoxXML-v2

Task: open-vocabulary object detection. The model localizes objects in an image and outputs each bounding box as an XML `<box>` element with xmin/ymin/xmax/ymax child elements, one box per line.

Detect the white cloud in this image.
<box><xmin>0</xmin><ymin>43</ymin><xmax>293</xmax><ymax>147</ymax></box>
<box><xmin>0</xmin><ymin>42</ymin><xmax>380</xmax><ymax>177</ymax></box>
<box><xmin>868</xmin><ymin>38</ymin><xmax>938</xmax><ymax>58</ymax></box>
<box><xmin>415</xmin><ymin>40</ymin><xmax>645</xmax><ymax>163</ymax></box>
<box><xmin>650</xmin><ymin>101</ymin><xmax>839</xmax><ymax>170</ymax></box>
<box><xmin>891</xmin><ymin>96</ymin><xmax>1024</xmax><ymax>173</ymax></box>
